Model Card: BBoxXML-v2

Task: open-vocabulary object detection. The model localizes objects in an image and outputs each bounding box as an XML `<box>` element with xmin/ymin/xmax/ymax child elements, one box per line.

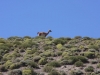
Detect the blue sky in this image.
<box><xmin>0</xmin><ymin>0</ymin><xmax>100</xmax><ymax>38</ymax></box>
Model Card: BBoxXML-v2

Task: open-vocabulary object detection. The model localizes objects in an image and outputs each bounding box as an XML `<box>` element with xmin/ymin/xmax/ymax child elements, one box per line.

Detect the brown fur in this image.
<box><xmin>37</xmin><ymin>30</ymin><xmax>52</xmax><ymax>37</ymax></box>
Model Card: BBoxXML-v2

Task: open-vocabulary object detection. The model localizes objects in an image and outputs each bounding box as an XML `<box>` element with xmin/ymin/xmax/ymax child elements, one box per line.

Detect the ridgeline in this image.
<box><xmin>0</xmin><ymin>36</ymin><xmax>100</xmax><ymax>75</ymax></box>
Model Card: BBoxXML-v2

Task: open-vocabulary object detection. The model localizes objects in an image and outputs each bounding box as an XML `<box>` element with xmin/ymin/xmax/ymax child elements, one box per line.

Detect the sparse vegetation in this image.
<box><xmin>0</xmin><ymin>36</ymin><xmax>100</xmax><ymax>75</ymax></box>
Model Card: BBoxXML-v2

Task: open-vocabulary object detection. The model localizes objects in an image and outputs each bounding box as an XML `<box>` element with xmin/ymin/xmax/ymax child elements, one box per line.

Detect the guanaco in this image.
<box><xmin>37</xmin><ymin>30</ymin><xmax>52</xmax><ymax>37</ymax></box>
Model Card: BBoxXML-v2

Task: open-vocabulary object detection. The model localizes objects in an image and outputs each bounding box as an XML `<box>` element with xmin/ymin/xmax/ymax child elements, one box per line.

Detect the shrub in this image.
<box><xmin>26</xmin><ymin>50</ymin><xmax>35</xmax><ymax>54</ymax></box>
<box><xmin>33</xmin><ymin>56</ymin><xmax>41</xmax><ymax>62</ymax></box>
<box><xmin>0</xmin><ymin>38</ymin><xmax>6</xmax><ymax>43</ymax></box>
<box><xmin>44</xmin><ymin>45</ymin><xmax>52</xmax><ymax>50</ymax></box>
<box><xmin>4</xmin><ymin>60</ymin><xmax>13</xmax><ymax>69</ymax></box>
<box><xmin>53</xmin><ymin>38</ymin><xmax>66</xmax><ymax>45</ymax></box>
<box><xmin>91</xmin><ymin>60</ymin><xmax>98</xmax><ymax>64</ymax></box>
<box><xmin>85</xmin><ymin>66</ymin><xmax>94</xmax><ymax>72</ymax></box>
<box><xmin>60</xmin><ymin>59</ymin><xmax>73</xmax><ymax>65</ymax></box>
<box><xmin>21</xmin><ymin>41</ymin><xmax>37</xmax><ymax>48</ymax></box>
<box><xmin>56</xmin><ymin>44</ymin><xmax>64</xmax><ymax>50</ymax></box>
<box><xmin>13</xmin><ymin>41</ymin><xmax>21</xmax><ymax>46</ymax></box>
<box><xmin>77</xmin><ymin>56</ymin><xmax>88</xmax><ymax>63</ymax></box>
<box><xmin>23</xmin><ymin>36</ymin><xmax>31</xmax><ymax>39</ymax></box>
<box><xmin>38</xmin><ymin>58</ymin><xmax>48</xmax><ymax>65</ymax></box>
<box><xmin>8</xmin><ymin>69</ymin><xmax>22</xmax><ymax>75</ymax></box>
<box><xmin>48</xmin><ymin>69</ymin><xmax>60</xmax><ymax>75</ymax></box>
<box><xmin>69</xmin><ymin>70</ymin><xmax>83</xmax><ymax>75</ymax></box>
<box><xmin>75</xmin><ymin>70</ymin><xmax>83</xmax><ymax>75</ymax></box>
<box><xmin>62</xmin><ymin>52</ymin><xmax>68</xmax><ymax>57</ymax></box>
<box><xmin>46</xmin><ymin>36</ymin><xmax>53</xmax><ymax>41</ymax></box>
<box><xmin>43</xmin><ymin>65</ymin><xmax>53</xmax><ymax>72</ymax></box>
<box><xmin>0</xmin><ymin>44</ymin><xmax>10</xmax><ymax>50</ymax></box>
<box><xmin>89</xmin><ymin>45</ymin><xmax>99</xmax><ymax>50</ymax></box>
<box><xmin>84</xmin><ymin>52</ymin><xmax>95</xmax><ymax>58</ymax></box>
<box><xmin>56</xmin><ymin>51</ymin><xmax>62</xmax><ymax>56</ymax></box>
<box><xmin>88</xmin><ymin>49</ymin><xmax>96</xmax><ymax>52</ymax></box>
<box><xmin>63</xmin><ymin>56</ymin><xmax>87</xmax><ymax>64</ymax></box>
<box><xmin>47</xmin><ymin>61</ymin><xmax>61</xmax><ymax>67</ymax></box>
<box><xmin>43</xmin><ymin>51</ymin><xmax>52</xmax><ymax>57</ymax></box>
<box><xmin>83</xmin><ymin>37</ymin><xmax>91</xmax><ymax>40</ymax></box>
<box><xmin>9</xmin><ymin>63</ymin><xmax>20</xmax><ymax>70</ymax></box>
<box><xmin>21</xmin><ymin>60</ymin><xmax>39</xmax><ymax>68</ymax></box>
<box><xmin>3</xmin><ymin>53</ymin><xmax>12</xmax><ymax>60</ymax></box>
<box><xmin>71</xmin><ymin>48</ymin><xmax>81</xmax><ymax>52</ymax></box>
<box><xmin>74</xmin><ymin>60</ymin><xmax>83</xmax><ymax>67</ymax></box>
<box><xmin>22</xmin><ymin>67</ymin><xmax>37</xmax><ymax>75</ymax></box>
<box><xmin>74</xmin><ymin>36</ymin><xmax>82</xmax><ymax>39</ymax></box>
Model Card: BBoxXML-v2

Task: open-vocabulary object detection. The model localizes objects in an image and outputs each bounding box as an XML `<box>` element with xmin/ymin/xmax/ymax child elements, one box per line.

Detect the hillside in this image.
<box><xmin>0</xmin><ymin>36</ymin><xmax>100</xmax><ymax>75</ymax></box>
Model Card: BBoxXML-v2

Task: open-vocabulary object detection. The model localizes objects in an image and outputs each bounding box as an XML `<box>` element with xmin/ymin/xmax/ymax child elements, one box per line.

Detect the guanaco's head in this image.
<box><xmin>48</xmin><ymin>30</ymin><xmax>52</xmax><ymax>32</ymax></box>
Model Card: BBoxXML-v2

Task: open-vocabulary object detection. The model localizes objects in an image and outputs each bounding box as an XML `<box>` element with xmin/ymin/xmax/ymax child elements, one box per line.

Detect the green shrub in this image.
<box><xmin>69</xmin><ymin>70</ymin><xmax>83</xmax><ymax>75</ymax></box>
<box><xmin>23</xmin><ymin>36</ymin><xmax>31</xmax><ymax>39</ymax></box>
<box><xmin>33</xmin><ymin>56</ymin><xmax>41</xmax><ymax>62</ymax></box>
<box><xmin>71</xmin><ymin>48</ymin><xmax>81</xmax><ymax>52</ymax></box>
<box><xmin>83</xmin><ymin>37</ymin><xmax>91</xmax><ymax>40</ymax></box>
<box><xmin>12</xmin><ymin>52</ymin><xmax>21</xmax><ymax>57</ymax></box>
<box><xmin>56</xmin><ymin>44</ymin><xmax>63</xmax><ymax>50</ymax></box>
<box><xmin>21</xmin><ymin>40</ymin><xmax>37</xmax><ymax>48</ymax></box>
<box><xmin>89</xmin><ymin>45</ymin><xmax>99</xmax><ymax>50</ymax></box>
<box><xmin>62</xmin><ymin>52</ymin><xmax>68</xmax><ymax>57</ymax></box>
<box><xmin>0</xmin><ymin>38</ymin><xmax>6</xmax><ymax>43</ymax></box>
<box><xmin>44</xmin><ymin>45</ymin><xmax>52</xmax><ymax>50</ymax></box>
<box><xmin>21</xmin><ymin>60</ymin><xmax>39</xmax><ymax>68</ymax></box>
<box><xmin>48</xmin><ymin>69</ymin><xmax>60</xmax><ymax>75</ymax></box>
<box><xmin>3</xmin><ymin>53</ymin><xmax>12</xmax><ymax>60</ymax></box>
<box><xmin>4</xmin><ymin>60</ymin><xmax>13</xmax><ymax>69</ymax></box>
<box><xmin>88</xmin><ymin>49</ymin><xmax>96</xmax><ymax>52</ymax></box>
<box><xmin>46</xmin><ymin>36</ymin><xmax>53</xmax><ymax>41</ymax></box>
<box><xmin>75</xmin><ymin>70</ymin><xmax>83</xmax><ymax>75</ymax></box>
<box><xmin>63</xmin><ymin>56</ymin><xmax>87</xmax><ymax>64</ymax></box>
<box><xmin>47</xmin><ymin>61</ymin><xmax>61</xmax><ymax>67</ymax></box>
<box><xmin>85</xmin><ymin>66</ymin><xmax>94</xmax><ymax>72</ymax></box>
<box><xmin>9</xmin><ymin>63</ymin><xmax>20</xmax><ymax>70</ymax></box>
<box><xmin>13</xmin><ymin>41</ymin><xmax>21</xmax><ymax>46</ymax></box>
<box><xmin>26</xmin><ymin>50</ymin><xmax>34</xmax><ymax>54</ymax></box>
<box><xmin>38</xmin><ymin>58</ymin><xmax>48</xmax><ymax>65</ymax></box>
<box><xmin>53</xmin><ymin>38</ymin><xmax>66</xmax><ymax>45</ymax></box>
<box><xmin>60</xmin><ymin>59</ymin><xmax>73</xmax><ymax>65</ymax></box>
<box><xmin>22</xmin><ymin>67</ymin><xmax>37</xmax><ymax>75</ymax></box>
<box><xmin>35</xmin><ymin>36</ymin><xmax>45</xmax><ymax>39</ymax></box>
<box><xmin>43</xmin><ymin>65</ymin><xmax>53</xmax><ymax>72</ymax></box>
<box><xmin>74</xmin><ymin>36</ymin><xmax>82</xmax><ymax>39</ymax></box>
<box><xmin>8</xmin><ymin>69</ymin><xmax>22</xmax><ymax>75</ymax></box>
<box><xmin>74</xmin><ymin>60</ymin><xmax>83</xmax><ymax>67</ymax></box>
<box><xmin>77</xmin><ymin>56</ymin><xmax>88</xmax><ymax>63</ymax></box>
<box><xmin>91</xmin><ymin>60</ymin><xmax>98</xmax><ymax>64</ymax></box>
<box><xmin>84</xmin><ymin>52</ymin><xmax>95</xmax><ymax>58</ymax></box>
<box><xmin>56</xmin><ymin>51</ymin><xmax>62</xmax><ymax>56</ymax></box>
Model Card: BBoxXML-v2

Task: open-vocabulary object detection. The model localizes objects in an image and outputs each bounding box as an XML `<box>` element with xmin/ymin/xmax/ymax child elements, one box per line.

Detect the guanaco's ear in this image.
<box><xmin>37</xmin><ymin>32</ymin><xmax>39</xmax><ymax>34</ymax></box>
